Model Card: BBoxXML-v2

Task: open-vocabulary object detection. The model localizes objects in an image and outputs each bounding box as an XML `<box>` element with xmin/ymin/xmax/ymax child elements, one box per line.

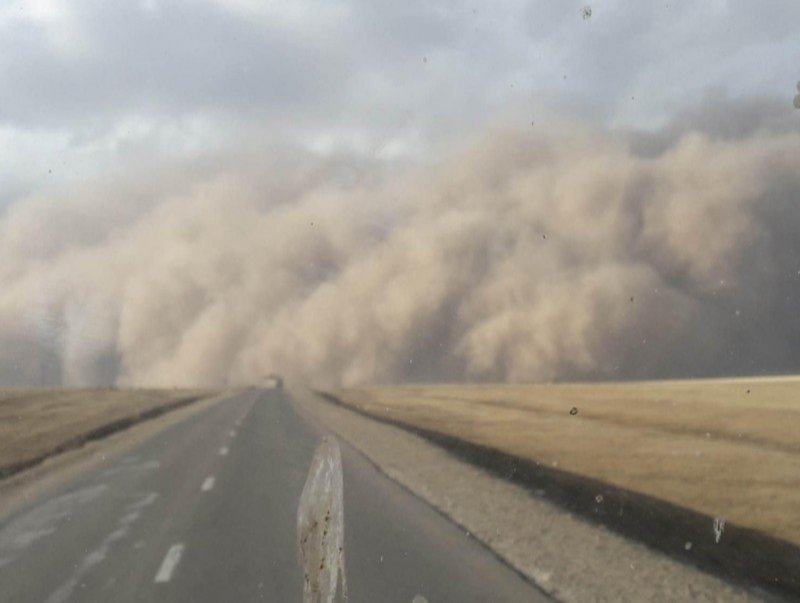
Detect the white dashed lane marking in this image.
<box><xmin>219</xmin><ymin>446</ymin><xmax>229</xmax><ymax>456</ymax></box>
<box><xmin>154</xmin><ymin>544</ymin><xmax>185</xmax><ymax>584</ymax></box>
<box><xmin>229</xmin><ymin>429</ymin><xmax>237</xmax><ymax>437</ymax></box>
<box><xmin>201</xmin><ymin>477</ymin><xmax>215</xmax><ymax>492</ymax></box>
<box><xmin>44</xmin><ymin>492</ymin><xmax>157</xmax><ymax>603</ymax></box>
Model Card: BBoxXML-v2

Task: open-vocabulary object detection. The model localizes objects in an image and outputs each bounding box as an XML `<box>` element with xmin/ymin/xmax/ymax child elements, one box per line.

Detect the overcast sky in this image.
<box><xmin>2</xmin><ymin>0</ymin><xmax>799</xmax><ymax>202</ymax></box>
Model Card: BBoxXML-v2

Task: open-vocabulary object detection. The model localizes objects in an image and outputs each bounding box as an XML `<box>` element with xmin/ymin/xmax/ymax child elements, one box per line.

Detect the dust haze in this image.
<box><xmin>2</xmin><ymin>99</ymin><xmax>799</xmax><ymax>387</ymax></box>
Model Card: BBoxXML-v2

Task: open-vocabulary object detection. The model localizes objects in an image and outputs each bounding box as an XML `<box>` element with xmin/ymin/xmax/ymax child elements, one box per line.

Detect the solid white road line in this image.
<box><xmin>219</xmin><ymin>446</ymin><xmax>229</xmax><ymax>456</ymax></box>
<box><xmin>201</xmin><ymin>476</ymin><xmax>215</xmax><ymax>492</ymax></box>
<box><xmin>154</xmin><ymin>543</ymin><xmax>185</xmax><ymax>583</ymax></box>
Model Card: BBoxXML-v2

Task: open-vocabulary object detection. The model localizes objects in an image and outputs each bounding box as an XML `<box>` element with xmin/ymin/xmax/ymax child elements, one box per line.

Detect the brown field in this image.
<box><xmin>0</xmin><ymin>388</ymin><xmax>215</xmax><ymax>479</ymax></box>
<box><xmin>329</xmin><ymin>377</ymin><xmax>800</xmax><ymax>547</ymax></box>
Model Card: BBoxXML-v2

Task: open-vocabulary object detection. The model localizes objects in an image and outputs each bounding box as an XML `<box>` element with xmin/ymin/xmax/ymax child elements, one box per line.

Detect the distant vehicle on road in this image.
<box><xmin>264</xmin><ymin>374</ymin><xmax>283</xmax><ymax>389</ymax></box>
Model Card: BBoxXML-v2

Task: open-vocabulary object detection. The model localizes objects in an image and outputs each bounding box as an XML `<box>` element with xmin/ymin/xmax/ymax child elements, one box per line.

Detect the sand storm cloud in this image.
<box><xmin>1</xmin><ymin>104</ymin><xmax>799</xmax><ymax>387</ymax></box>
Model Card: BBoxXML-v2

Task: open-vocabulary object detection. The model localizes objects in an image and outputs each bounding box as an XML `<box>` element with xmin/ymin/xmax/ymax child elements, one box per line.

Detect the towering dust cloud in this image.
<box><xmin>2</xmin><ymin>103</ymin><xmax>800</xmax><ymax>387</ymax></box>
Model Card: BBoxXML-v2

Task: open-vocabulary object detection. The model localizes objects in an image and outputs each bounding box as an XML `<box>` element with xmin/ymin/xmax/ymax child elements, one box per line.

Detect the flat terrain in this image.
<box><xmin>0</xmin><ymin>388</ymin><xmax>213</xmax><ymax>478</ymax></box>
<box><xmin>329</xmin><ymin>377</ymin><xmax>800</xmax><ymax>548</ymax></box>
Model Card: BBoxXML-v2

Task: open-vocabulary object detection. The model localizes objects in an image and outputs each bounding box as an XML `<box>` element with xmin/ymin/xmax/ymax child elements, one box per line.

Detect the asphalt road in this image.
<box><xmin>0</xmin><ymin>388</ymin><xmax>550</xmax><ymax>602</ymax></box>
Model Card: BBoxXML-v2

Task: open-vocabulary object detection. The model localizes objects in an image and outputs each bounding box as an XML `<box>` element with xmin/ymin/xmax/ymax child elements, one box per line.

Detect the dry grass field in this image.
<box><xmin>0</xmin><ymin>388</ymin><xmax>214</xmax><ymax>478</ymax></box>
<box><xmin>330</xmin><ymin>377</ymin><xmax>800</xmax><ymax>547</ymax></box>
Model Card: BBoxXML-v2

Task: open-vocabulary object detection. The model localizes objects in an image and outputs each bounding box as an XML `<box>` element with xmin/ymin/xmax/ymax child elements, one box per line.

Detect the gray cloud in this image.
<box><xmin>3</xmin><ymin>1</ymin><xmax>798</xmax><ymax>139</ymax></box>
<box><xmin>2</xmin><ymin>0</ymin><xmax>799</xmax><ymax>210</ymax></box>
<box><xmin>0</xmin><ymin>1</ymin><xmax>342</xmax><ymax>127</ymax></box>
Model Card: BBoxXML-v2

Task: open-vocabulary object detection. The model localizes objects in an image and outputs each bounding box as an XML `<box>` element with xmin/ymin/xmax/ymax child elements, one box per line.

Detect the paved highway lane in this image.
<box><xmin>0</xmin><ymin>389</ymin><xmax>550</xmax><ymax>602</ymax></box>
